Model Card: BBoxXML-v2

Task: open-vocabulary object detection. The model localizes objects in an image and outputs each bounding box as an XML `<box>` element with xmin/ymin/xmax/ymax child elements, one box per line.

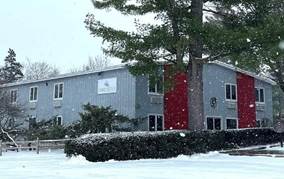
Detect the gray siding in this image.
<box><xmin>255</xmin><ymin>79</ymin><xmax>273</xmax><ymax>123</ymax></box>
<box><xmin>135</xmin><ymin>75</ymin><xmax>164</xmax><ymax>130</ymax></box>
<box><xmin>6</xmin><ymin>68</ymin><xmax>136</xmax><ymax>125</ymax></box>
<box><xmin>203</xmin><ymin>64</ymin><xmax>238</xmax><ymax>130</ymax></box>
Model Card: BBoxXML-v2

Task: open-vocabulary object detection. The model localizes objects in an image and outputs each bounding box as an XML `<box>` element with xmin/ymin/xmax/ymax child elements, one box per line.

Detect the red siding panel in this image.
<box><xmin>164</xmin><ymin>65</ymin><xmax>189</xmax><ymax>130</ymax></box>
<box><xmin>237</xmin><ymin>72</ymin><xmax>256</xmax><ymax>128</ymax></box>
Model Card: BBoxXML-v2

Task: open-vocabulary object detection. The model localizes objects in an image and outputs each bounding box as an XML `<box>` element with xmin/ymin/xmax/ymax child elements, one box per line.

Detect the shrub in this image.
<box><xmin>25</xmin><ymin>119</ymin><xmax>67</xmax><ymax>140</ymax></box>
<box><xmin>78</xmin><ymin>103</ymin><xmax>130</xmax><ymax>133</ymax></box>
<box><xmin>65</xmin><ymin>128</ymin><xmax>282</xmax><ymax>162</ymax></box>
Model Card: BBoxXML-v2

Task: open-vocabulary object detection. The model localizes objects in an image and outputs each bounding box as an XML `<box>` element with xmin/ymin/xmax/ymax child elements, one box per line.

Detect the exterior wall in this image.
<box><xmin>4</xmin><ymin>68</ymin><xmax>136</xmax><ymax>125</ymax></box>
<box><xmin>203</xmin><ymin>64</ymin><xmax>238</xmax><ymax>130</ymax></box>
<box><xmin>237</xmin><ymin>72</ymin><xmax>256</xmax><ymax>128</ymax></box>
<box><xmin>135</xmin><ymin>75</ymin><xmax>164</xmax><ymax>130</ymax></box>
<box><xmin>164</xmin><ymin>65</ymin><xmax>188</xmax><ymax>130</ymax></box>
<box><xmin>255</xmin><ymin>79</ymin><xmax>273</xmax><ymax>125</ymax></box>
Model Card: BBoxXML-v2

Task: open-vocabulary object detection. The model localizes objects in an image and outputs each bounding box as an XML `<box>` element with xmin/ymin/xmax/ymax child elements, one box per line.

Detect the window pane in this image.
<box><xmin>149</xmin><ymin>115</ymin><xmax>156</xmax><ymax>131</ymax></box>
<box><xmin>214</xmin><ymin>118</ymin><xmax>221</xmax><ymax>130</ymax></box>
<box><xmin>260</xmin><ymin>89</ymin><xmax>264</xmax><ymax>102</ymax></box>
<box><xmin>157</xmin><ymin>115</ymin><xmax>163</xmax><ymax>131</ymax></box>
<box><xmin>34</xmin><ymin>87</ymin><xmax>37</xmax><ymax>100</ymax></box>
<box><xmin>54</xmin><ymin>84</ymin><xmax>58</xmax><ymax>98</ymax></box>
<box><xmin>226</xmin><ymin>119</ymin><xmax>237</xmax><ymax>129</ymax></box>
<box><xmin>149</xmin><ymin>78</ymin><xmax>156</xmax><ymax>93</ymax></box>
<box><xmin>226</xmin><ymin>85</ymin><xmax>231</xmax><ymax>99</ymax></box>
<box><xmin>231</xmin><ymin>85</ymin><xmax>236</xmax><ymax>100</ymax></box>
<box><xmin>256</xmin><ymin>120</ymin><xmax>261</xmax><ymax>127</ymax></box>
<box><xmin>30</xmin><ymin>88</ymin><xmax>34</xmax><ymax>101</ymax></box>
<box><xmin>156</xmin><ymin>77</ymin><xmax>163</xmax><ymax>94</ymax></box>
<box><xmin>59</xmin><ymin>84</ymin><xmax>63</xmax><ymax>98</ymax></box>
<box><xmin>207</xmin><ymin>118</ymin><xmax>214</xmax><ymax>130</ymax></box>
<box><xmin>255</xmin><ymin>89</ymin><xmax>259</xmax><ymax>102</ymax></box>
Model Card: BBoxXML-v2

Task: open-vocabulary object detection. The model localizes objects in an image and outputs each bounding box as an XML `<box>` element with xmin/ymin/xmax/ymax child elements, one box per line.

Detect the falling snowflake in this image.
<box><xmin>249</xmin><ymin>104</ymin><xmax>254</xmax><ymax>108</ymax></box>
<box><xmin>179</xmin><ymin>133</ymin><xmax>186</xmax><ymax>137</ymax></box>
<box><xmin>246</xmin><ymin>38</ymin><xmax>251</xmax><ymax>42</ymax></box>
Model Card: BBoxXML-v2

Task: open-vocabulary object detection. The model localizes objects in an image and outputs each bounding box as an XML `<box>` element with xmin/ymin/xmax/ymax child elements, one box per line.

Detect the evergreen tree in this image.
<box><xmin>1</xmin><ymin>48</ymin><xmax>24</xmax><ymax>84</ymax></box>
<box><xmin>79</xmin><ymin>103</ymin><xmax>129</xmax><ymax>133</ymax></box>
<box><xmin>207</xmin><ymin>0</ymin><xmax>284</xmax><ymax>92</ymax></box>
<box><xmin>85</xmin><ymin>0</ymin><xmax>284</xmax><ymax>130</ymax></box>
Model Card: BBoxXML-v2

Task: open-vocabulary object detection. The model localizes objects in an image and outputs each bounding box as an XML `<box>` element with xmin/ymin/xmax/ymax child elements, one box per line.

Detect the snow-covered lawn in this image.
<box><xmin>0</xmin><ymin>148</ymin><xmax>284</xmax><ymax>179</ymax></box>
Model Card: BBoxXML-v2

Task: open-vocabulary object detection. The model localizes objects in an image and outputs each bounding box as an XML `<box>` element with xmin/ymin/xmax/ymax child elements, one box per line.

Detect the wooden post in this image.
<box><xmin>281</xmin><ymin>133</ymin><xmax>284</xmax><ymax>148</ymax></box>
<box><xmin>36</xmin><ymin>137</ymin><xmax>39</xmax><ymax>154</ymax></box>
<box><xmin>0</xmin><ymin>140</ymin><xmax>2</xmax><ymax>156</ymax></box>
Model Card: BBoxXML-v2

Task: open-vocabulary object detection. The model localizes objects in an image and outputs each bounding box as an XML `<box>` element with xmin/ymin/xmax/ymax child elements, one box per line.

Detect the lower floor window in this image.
<box><xmin>226</xmin><ymin>118</ymin><xmax>237</xmax><ymax>129</ymax></box>
<box><xmin>29</xmin><ymin>117</ymin><xmax>36</xmax><ymax>129</ymax></box>
<box><xmin>207</xmin><ymin>117</ymin><xmax>221</xmax><ymax>130</ymax></box>
<box><xmin>55</xmin><ymin>116</ymin><xmax>63</xmax><ymax>126</ymax></box>
<box><xmin>256</xmin><ymin>119</ymin><xmax>267</xmax><ymax>128</ymax></box>
<box><xmin>149</xmin><ymin>114</ymin><xmax>163</xmax><ymax>131</ymax></box>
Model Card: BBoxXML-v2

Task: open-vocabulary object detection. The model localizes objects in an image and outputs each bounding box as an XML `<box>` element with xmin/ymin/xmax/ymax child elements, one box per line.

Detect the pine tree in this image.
<box><xmin>85</xmin><ymin>0</ymin><xmax>284</xmax><ymax>130</ymax></box>
<box><xmin>206</xmin><ymin>0</ymin><xmax>284</xmax><ymax>92</ymax></box>
<box><xmin>1</xmin><ymin>48</ymin><xmax>24</xmax><ymax>84</ymax></box>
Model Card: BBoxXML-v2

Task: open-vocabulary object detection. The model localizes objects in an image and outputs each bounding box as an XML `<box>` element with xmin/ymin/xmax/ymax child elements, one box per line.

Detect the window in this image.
<box><xmin>226</xmin><ymin>118</ymin><xmax>237</xmax><ymax>129</ymax></box>
<box><xmin>29</xmin><ymin>117</ymin><xmax>36</xmax><ymax>129</ymax></box>
<box><xmin>148</xmin><ymin>114</ymin><xmax>164</xmax><ymax>131</ymax></box>
<box><xmin>225</xmin><ymin>84</ymin><xmax>237</xmax><ymax>101</ymax></box>
<box><xmin>256</xmin><ymin>118</ymin><xmax>267</xmax><ymax>128</ymax></box>
<box><xmin>148</xmin><ymin>76</ymin><xmax>163</xmax><ymax>94</ymax></box>
<box><xmin>10</xmin><ymin>89</ymin><xmax>17</xmax><ymax>103</ymax></box>
<box><xmin>55</xmin><ymin>116</ymin><xmax>63</xmax><ymax>126</ymax></box>
<box><xmin>54</xmin><ymin>83</ymin><xmax>63</xmax><ymax>99</ymax></box>
<box><xmin>207</xmin><ymin>117</ymin><xmax>221</xmax><ymax>130</ymax></box>
<box><xmin>30</xmin><ymin>86</ymin><xmax>38</xmax><ymax>102</ymax></box>
<box><xmin>255</xmin><ymin>88</ymin><xmax>265</xmax><ymax>103</ymax></box>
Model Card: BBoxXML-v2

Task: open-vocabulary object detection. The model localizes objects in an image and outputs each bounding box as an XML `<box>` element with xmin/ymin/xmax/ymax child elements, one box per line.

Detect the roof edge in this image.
<box><xmin>211</xmin><ymin>61</ymin><xmax>276</xmax><ymax>85</ymax></box>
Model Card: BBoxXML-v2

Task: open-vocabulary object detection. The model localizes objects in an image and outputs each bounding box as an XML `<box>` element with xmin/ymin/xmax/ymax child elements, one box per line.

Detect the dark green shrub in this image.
<box><xmin>65</xmin><ymin>128</ymin><xmax>282</xmax><ymax>162</ymax></box>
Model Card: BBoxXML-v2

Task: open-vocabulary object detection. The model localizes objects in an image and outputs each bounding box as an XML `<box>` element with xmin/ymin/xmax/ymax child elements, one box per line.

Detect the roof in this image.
<box><xmin>0</xmin><ymin>64</ymin><xmax>126</xmax><ymax>88</ymax></box>
<box><xmin>0</xmin><ymin>61</ymin><xmax>276</xmax><ymax>88</ymax></box>
<box><xmin>211</xmin><ymin>61</ymin><xmax>276</xmax><ymax>85</ymax></box>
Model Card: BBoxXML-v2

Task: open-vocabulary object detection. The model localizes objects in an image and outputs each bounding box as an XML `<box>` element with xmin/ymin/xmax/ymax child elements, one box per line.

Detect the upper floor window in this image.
<box><xmin>225</xmin><ymin>84</ymin><xmax>237</xmax><ymax>101</ymax></box>
<box><xmin>54</xmin><ymin>83</ymin><xmax>63</xmax><ymax>99</ymax></box>
<box><xmin>255</xmin><ymin>88</ymin><xmax>265</xmax><ymax>103</ymax></box>
<box><xmin>148</xmin><ymin>76</ymin><xmax>163</xmax><ymax>94</ymax></box>
<box><xmin>10</xmin><ymin>89</ymin><xmax>17</xmax><ymax>103</ymax></box>
<box><xmin>29</xmin><ymin>86</ymin><xmax>38</xmax><ymax>102</ymax></box>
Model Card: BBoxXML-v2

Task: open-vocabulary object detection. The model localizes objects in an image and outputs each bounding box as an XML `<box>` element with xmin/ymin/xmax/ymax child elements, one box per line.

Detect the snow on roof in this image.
<box><xmin>211</xmin><ymin>61</ymin><xmax>276</xmax><ymax>85</ymax></box>
<box><xmin>0</xmin><ymin>64</ymin><xmax>126</xmax><ymax>88</ymax></box>
<box><xmin>0</xmin><ymin>61</ymin><xmax>276</xmax><ymax>88</ymax></box>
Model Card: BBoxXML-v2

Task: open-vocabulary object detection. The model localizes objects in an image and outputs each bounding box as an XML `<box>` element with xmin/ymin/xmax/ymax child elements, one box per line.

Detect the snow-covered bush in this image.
<box><xmin>65</xmin><ymin>128</ymin><xmax>281</xmax><ymax>162</ymax></box>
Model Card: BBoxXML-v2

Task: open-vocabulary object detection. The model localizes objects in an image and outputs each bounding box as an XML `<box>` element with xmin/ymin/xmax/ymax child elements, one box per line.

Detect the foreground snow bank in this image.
<box><xmin>1</xmin><ymin>149</ymin><xmax>284</xmax><ymax>179</ymax></box>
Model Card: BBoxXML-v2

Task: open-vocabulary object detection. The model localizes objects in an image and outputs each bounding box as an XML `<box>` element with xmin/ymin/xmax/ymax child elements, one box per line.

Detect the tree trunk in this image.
<box><xmin>188</xmin><ymin>0</ymin><xmax>204</xmax><ymax>131</ymax></box>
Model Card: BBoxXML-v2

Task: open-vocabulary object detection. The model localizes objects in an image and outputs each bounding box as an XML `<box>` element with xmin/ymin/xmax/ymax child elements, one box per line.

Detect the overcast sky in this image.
<box><xmin>0</xmin><ymin>0</ymin><xmax>141</xmax><ymax>72</ymax></box>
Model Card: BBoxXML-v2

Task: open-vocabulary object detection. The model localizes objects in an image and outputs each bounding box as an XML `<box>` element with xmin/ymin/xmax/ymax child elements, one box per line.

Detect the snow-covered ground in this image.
<box><xmin>0</xmin><ymin>149</ymin><xmax>284</xmax><ymax>179</ymax></box>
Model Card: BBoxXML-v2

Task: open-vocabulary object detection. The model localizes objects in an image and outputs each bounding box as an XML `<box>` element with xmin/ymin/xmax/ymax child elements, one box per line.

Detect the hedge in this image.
<box><xmin>64</xmin><ymin>128</ymin><xmax>282</xmax><ymax>162</ymax></box>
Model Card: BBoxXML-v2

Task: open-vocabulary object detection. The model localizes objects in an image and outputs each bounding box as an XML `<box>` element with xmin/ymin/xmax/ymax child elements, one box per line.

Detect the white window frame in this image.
<box><xmin>29</xmin><ymin>86</ymin><xmax>38</xmax><ymax>102</ymax></box>
<box><xmin>225</xmin><ymin>83</ymin><xmax>237</xmax><ymax>102</ymax></box>
<box><xmin>53</xmin><ymin>82</ymin><xmax>64</xmax><ymax>100</ymax></box>
<box><xmin>206</xmin><ymin>116</ymin><xmax>223</xmax><ymax>130</ymax></box>
<box><xmin>225</xmin><ymin>117</ymin><xmax>238</xmax><ymax>130</ymax></box>
<box><xmin>147</xmin><ymin>114</ymin><xmax>164</xmax><ymax>131</ymax></box>
<box><xmin>147</xmin><ymin>76</ymin><xmax>164</xmax><ymax>95</ymax></box>
<box><xmin>55</xmin><ymin>115</ymin><xmax>63</xmax><ymax>126</ymax></box>
<box><xmin>10</xmin><ymin>89</ymin><xmax>18</xmax><ymax>104</ymax></box>
<box><xmin>255</xmin><ymin>87</ymin><xmax>265</xmax><ymax>104</ymax></box>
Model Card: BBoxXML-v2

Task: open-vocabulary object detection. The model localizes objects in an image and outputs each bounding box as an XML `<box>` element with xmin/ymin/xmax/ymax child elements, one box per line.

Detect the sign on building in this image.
<box><xmin>98</xmin><ymin>77</ymin><xmax>117</xmax><ymax>94</ymax></box>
